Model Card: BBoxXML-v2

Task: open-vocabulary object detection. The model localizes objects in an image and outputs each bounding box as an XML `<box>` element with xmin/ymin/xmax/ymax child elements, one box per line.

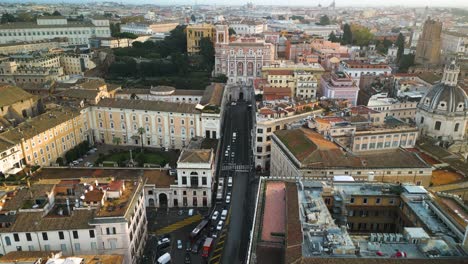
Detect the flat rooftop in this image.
<box><xmin>261</xmin><ymin>181</ymin><xmax>286</xmax><ymax>243</ymax></box>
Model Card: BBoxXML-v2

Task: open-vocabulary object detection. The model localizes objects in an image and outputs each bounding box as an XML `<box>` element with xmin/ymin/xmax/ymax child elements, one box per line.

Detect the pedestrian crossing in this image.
<box><xmin>154</xmin><ymin>214</ymin><xmax>202</xmax><ymax>235</ymax></box>
<box><xmin>221</xmin><ymin>164</ymin><xmax>251</xmax><ymax>171</ymax></box>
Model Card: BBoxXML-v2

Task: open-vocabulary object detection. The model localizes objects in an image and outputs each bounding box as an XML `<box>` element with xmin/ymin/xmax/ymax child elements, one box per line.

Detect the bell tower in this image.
<box><xmin>441</xmin><ymin>60</ymin><xmax>460</xmax><ymax>87</ymax></box>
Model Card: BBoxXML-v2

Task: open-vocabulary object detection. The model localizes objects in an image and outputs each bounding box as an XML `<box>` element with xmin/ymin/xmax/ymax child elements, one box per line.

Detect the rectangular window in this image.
<box><xmin>60</xmin><ymin>244</ymin><xmax>67</xmax><ymax>252</ymax></box>
<box><xmin>13</xmin><ymin>233</ymin><xmax>19</xmax><ymax>242</ymax></box>
<box><xmin>73</xmin><ymin>231</ymin><xmax>79</xmax><ymax>239</ymax></box>
<box><xmin>44</xmin><ymin>244</ymin><xmax>50</xmax><ymax>251</ymax></box>
<box><xmin>363</xmin><ymin>198</ymin><xmax>368</xmax><ymax>204</ymax></box>
<box><xmin>42</xmin><ymin>232</ymin><xmax>48</xmax><ymax>241</ymax></box>
<box><xmin>350</xmin><ymin>197</ymin><xmax>355</xmax><ymax>204</ymax></box>
<box><xmin>182</xmin><ymin>177</ymin><xmax>187</xmax><ymax>185</ymax></box>
<box><xmin>202</xmin><ymin>177</ymin><xmax>207</xmax><ymax>185</ymax></box>
<box><xmin>376</xmin><ymin>198</ymin><xmax>381</xmax><ymax>204</ymax></box>
<box><xmin>257</xmin><ymin>137</ymin><xmax>263</xmax><ymax>142</ymax></box>
<box><xmin>74</xmin><ymin>243</ymin><xmax>81</xmax><ymax>252</ymax></box>
<box><xmin>59</xmin><ymin>231</ymin><xmax>64</xmax><ymax>240</ymax></box>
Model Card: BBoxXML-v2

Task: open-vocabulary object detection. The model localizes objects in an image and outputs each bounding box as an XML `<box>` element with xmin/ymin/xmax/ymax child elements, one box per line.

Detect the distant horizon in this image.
<box><xmin>0</xmin><ymin>0</ymin><xmax>467</xmax><ymax>9</ymax></box>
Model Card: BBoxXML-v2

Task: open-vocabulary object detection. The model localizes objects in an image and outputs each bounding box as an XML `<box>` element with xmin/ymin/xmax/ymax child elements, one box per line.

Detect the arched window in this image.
<box><xmin>454</xmin><ymin>123</ymin><xmax>460</xmax><ymax>132</ymax></box>
<box><xmin>5</xmin><ymin>236</ymin><xmax>11</xmax><ymax>246</ymax></box>
<box><xmin>434</xmin><ymin>121</ymin><xmax>442</xmax><ymax>131</ymax></box>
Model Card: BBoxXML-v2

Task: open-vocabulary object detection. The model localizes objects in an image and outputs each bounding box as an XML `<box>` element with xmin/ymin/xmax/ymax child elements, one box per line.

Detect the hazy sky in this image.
<box><xmin>4</xmin><ymin>0</ymin><xmax>468</xmax><ymax>8</ymax></box>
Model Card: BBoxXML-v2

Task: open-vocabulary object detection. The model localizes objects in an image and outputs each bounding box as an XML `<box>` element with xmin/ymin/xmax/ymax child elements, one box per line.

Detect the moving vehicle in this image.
<box><xmin>177</xmin><ymin>240</ymin><xmax>182</xmax><ymax>249</ymax></box>
<box><xmin>201</xmin><ymin>238</ymin><xmax>214</xmax><ymax>258</ymax></box>
<box><xmin>216</xmin><ymin>220</ymin><xmax>223</xmax><ymax>231</ymax></box>
<box><xmin>157</xmin><ymin>238</ymin><xmax>170</xmax><ymax>249</ymax></box>
<box><xmin>211</xmin><ymin>211</ymin><xmax>219</xmax><ymax>221</ymax></box>
<box><xmin>191</xmin><ymin>238</ymin><xmax>204</xmax><ymax>253</ymax></box>
<box><xmin>186</xmin><ymin>241</ymin><xmax>191</xmax><ymax>252</ymax></box>
<box><xmin>157</xmin><ymin>253</ymin><xmax>171</xmax><ymax>264</ymax></box>
<box><xmin>226</xmin><ymin>195</ymin><xmax>231</xmax><ymax>204</ymax></box>
<box><xmin>184</xmin><ymin>252</ymin><xmax>191</xmax><ymax>263</ymax></box>
<box><xmin>190</xmin><ymin>219</ymin><xmax>209</xmax><ymax>240</ymax></box>
<box><xmin>227</xmin><ymin>177</ymin><xmax>233</xmax><ymax>187</ymax></box>
<box><xmin>216</xmin><ymin>178</ymin><xmax>225</xmax><ymax>201</ymax></box>
<box><xmin>221</xmin><ymin>209</ymin><xmax>228</xmax><ymax>220</ymax></box>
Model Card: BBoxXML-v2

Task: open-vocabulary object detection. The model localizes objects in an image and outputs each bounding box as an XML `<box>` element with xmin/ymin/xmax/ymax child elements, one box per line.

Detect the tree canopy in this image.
<box><xmin>52</xmin><ymin>10</ymin><xmax>62</xmax><ymax>16</ymax></box>
<box><xmin>328</xmin><ymin>31</ymin><xmax>339</xmax><ymax>43</ymax></box>
<box><xmin>199</xmin><ymin>37</ymin><xmax>215</xmax><ymax>71</ymax></box>
<box><xmin>318</xmin><ymin>15</ymin><xmax>331</xmax><ymax>25</ymax></box>
<box><xmin>350</xmin><ymin>24</ymin><xmax>374</xmax><ymax>47</ymax></box>
<box><xmin>228</xmin><ymin>27</ymin><xmax>236</xmax><ymax>36</ymax></box>
<box><xmin>341</xmin><ymin>23</ymin><xmax>352</xmax><ymax>45</ymax></box>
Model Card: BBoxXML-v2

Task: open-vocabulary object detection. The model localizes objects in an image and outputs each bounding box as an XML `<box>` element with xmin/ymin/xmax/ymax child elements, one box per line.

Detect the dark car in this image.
<box><xmin>184</xmin><ymin>252</ymin><xmax>191</xmax><ymax>263</ymax></box>
<box><xmin>191</xmin><ymin>238</ymin><xmax>204</xmax><ymax>254</ymax></box>
<box><xmin>186</xmin><ymin>241</ymin><xmax>191</xmax><ymax>252</ymax></box>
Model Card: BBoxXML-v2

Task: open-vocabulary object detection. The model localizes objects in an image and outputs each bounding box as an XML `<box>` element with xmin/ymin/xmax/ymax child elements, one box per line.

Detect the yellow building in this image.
<box><xmin>186</xmin><ymin>24</ymin><xmax>216</xmax><ymax>54</ymax></box>
<box><xmin>0</xmin><ymin>107</ymin><xmax>89</xmax><ymax>166</ymax></box>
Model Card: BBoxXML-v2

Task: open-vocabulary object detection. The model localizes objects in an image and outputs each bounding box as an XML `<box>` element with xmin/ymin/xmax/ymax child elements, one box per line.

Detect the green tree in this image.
<box><xmin>1</xmin><ymin>13</ymin><xmax>16</xmax><ymax>24</ymax></box>
<box><xmin>165</xmin><ymin>25</ymin><xmax>187</xmax><ymax>54</ymax></box>
<box><xmin>171</xmin><ymin>52</ymin><xmax>189</xmax><ymax>76</ymax></box>
<box><xmin>228</xmin><ymin>27</ymin><xmax>236</xmax><ymax>36</ymax></box>
<box><xmin>56</xmin><ymin>157</ymin><xmax>65</xmax><ymax>166</ymax></box>
<box><xmin>110</xmin><ymin>23</ymin><xmax>121</xmax><ymax>37</ymax></box>
<box><xmin>113</xmin><ymin>32</ymin><xmax>138</xmax><ymax>39</ymax></box>
<box><xmin>278</xmin><ymin>15</ymin><xmax>286</xmax><ymax>20</ymax></box>
<box><xmin>191</xmin><ymin>14</ymin><xmax>196</xmax><ymax>22</ymax></box>
<box><xmin>199</xmin><ymin>37</ymin><xmax>215</xmax><ymax>71</ymax></box>
<box><xmin>319</xmin><ymin>15</ymin><xmax>331</xmax><ymax>25</ymax></box>
<box><xmin>328</xmin><ymin>31</ymin><xmax>339</xmax><ymax>42</ymax></box>
<box><xmin>395</xmin><ymin>33</ymin><xmax>405</xmax><ymax>63</ymax></box>
<box><xmin>137</xmin><ymin>127</ymin><xmax>145</xmax><ymax>153</ymax></box>
<box><xmin>398</xmin><ymin>54</ymin><xmax>415</xmax><ymax>73</ymax></box>
<box><xmin>341</xmin><ymin>23</ymin><xmax>352</xmax><ymax>45</ymax></box>
<box><xmin>112</xmin><ymin>137</ymin><xmax>122</xmax><ymax>146</ymax></box>
<box><xmin>213</xmin><ymin>74</ymin><xmax>228</xmax><ymax>83</ymax></box>
<box><xmin>351</xmin><ymin>25</ymin><xmax>373</xmax><ymax>47</ymax></box>
<box><xmin>52</xmin><ymin>10</ymin><xmax>62</xmax><ymax>16</ymax></box>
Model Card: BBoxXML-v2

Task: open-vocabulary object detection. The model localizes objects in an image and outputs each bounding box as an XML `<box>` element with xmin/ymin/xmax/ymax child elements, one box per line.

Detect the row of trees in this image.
<box><xmin>63</xmin><ymin>141</ymin><xmax>91</xmax><ymax>164</ymax></box>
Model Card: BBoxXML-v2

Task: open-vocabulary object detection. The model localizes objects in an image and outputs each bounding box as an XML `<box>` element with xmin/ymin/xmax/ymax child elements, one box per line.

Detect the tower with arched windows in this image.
<box><xmin>416</xmin><ymin>60</ymin><xmax>468</xmax><ymax>141</ymax></box>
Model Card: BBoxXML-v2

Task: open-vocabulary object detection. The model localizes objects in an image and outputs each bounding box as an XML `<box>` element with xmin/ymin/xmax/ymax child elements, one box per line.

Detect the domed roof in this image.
<box><xmin>329</xmin><ymin>57</ymin><xmax>340</xmax><ymax>63</ymax></box>
<box><xmin>418</xmin><ymin>82</ymin><xmax>468</xmax><ymax>115</ymax></box>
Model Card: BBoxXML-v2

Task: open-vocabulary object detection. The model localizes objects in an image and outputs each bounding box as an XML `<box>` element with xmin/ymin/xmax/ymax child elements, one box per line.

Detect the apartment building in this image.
<box><xmin>367</xmin><ymin>93</ymin><xmax>418</xmax><ymax>121</ymax></box>
<box><xmin>0</xmin><ymin>60</ymin><xmax>67</xmax><ymax>85</ymax></box>
<box><xmin>340</xmin><ymin>60</ymin><xmax>392</xmax><ymax>86</ymax></box>
<box><xmin>270</xmin><ymin>128</ymin><xmax>432</xmax><ymax>186</ymax></box>
<box><xmin>0</xmin><ymin>107</ymin><xmax>89</xmax><ymax>167</ymax></box>
<box><xmin>228</xmin><ymin>19</ymin><xmax>266</xmax><ymax>35</ymax></box>
<box><xmin>186</xmin><ymin>24</ymin><xmax>218</xmax><ymax>54</ymax></box>
<box><xmin>262</xmin><ymin>61</ymin><xmax>325</xmax><ymax>86</ymax></box>
<box><xmin>215</xmin><ymin>37</ymin><xmax>275</xmax><ymax>86</ymax></box>
<box><xmin>255</xmin><ymin>100</ymin><xmax>320</xmax><ymax>171</ymax></box>
<box><xmin>0</xmin><ymin>17</ymin><xmax>111</xmax><ymax>46</ymax></box>
<box><xmin>0</xmin><ymin>174</ymin><xmax>147</xmax><ymax>264</ymax></box>
<box><xmin>0</xmin><ymin>38</ymin><xmax>68</xmax><ymax>55</ymax></box>
<box><xmin>321</xmin><ymin>71</ymin><xmax>360</xmax><ymax>105</ymax></box>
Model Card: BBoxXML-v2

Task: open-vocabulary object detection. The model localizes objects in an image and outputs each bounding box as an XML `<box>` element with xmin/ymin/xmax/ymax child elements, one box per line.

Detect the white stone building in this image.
<box><xmin>416</xmin><ymin>61</ymin><xmax>468</xmax><ymax>141</ymax></box>
<box><xmin>339</xmin><ymin>60</ymin><xmax>392</xmax><ymax>86</ymax></box>
<box><xmin>229</xmin><ymin>20</ymin><xmax>266</xmax><ymax>35</ymax></box>
<box><xmin>0</xmin><ymin>17</ymin><xmax>111</xmax><ymax>46</ymax></box>
<box><xmin>214</xmin><ymin>37</ymin><xmax>275</xmax><ymax>86</ymax></box>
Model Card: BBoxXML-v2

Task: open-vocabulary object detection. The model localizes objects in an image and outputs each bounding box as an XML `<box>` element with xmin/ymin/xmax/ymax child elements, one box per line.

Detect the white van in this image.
<box><xmin>227</xmin><ymin>177</ymin><xmax>233</xmax><ymax>187</ymax></box>
<box><xmin>220</xmin><ymin>209</ymin><xmax>228</xmax><ymax>220</ymax></box>
<box><xmin>157</xmin><ymin>253</ymin><xmax>171</xmax><ymax>264</ymax></box>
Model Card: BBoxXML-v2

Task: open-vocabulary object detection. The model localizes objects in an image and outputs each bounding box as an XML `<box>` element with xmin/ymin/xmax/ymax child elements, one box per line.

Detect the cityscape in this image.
<box><xmin>0</xmin><ymin>1</ymin><xmax>467</xmax><ymax>264</ymax></box>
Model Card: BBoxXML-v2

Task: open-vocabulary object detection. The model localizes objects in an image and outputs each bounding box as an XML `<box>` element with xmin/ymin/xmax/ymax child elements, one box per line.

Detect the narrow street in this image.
<box><xmin>210</xmin><ymin>99</ymin><xmax>256</xmax><ymax>264</ymax></box>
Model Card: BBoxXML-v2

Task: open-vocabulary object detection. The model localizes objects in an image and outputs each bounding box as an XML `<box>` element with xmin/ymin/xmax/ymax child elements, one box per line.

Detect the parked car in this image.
<box><xmin>221</xmin><ymin>209</ymin><xmax>228</xmax><ymax>220</ymax></box>
<box><xmin>77</xmin><ymin>158</ymin><xmax>83</xmax><ymax>162</ymax></box>
<box><xmin>177</xmin><ymin>240</ymin><xmax>183</xmax><ymax>249</ymax></box>
<box><xmin>216</xmin><ymin>220</ymin><xmax>223</xmax><ymax>231</ymax></box>
<box><xmin>211</xmin><ymin>211</ymin><xmax>219</xmax><ymax>221</ymax></box>
<box><xmin>226</xmin><ymin>195</ymin><xmax>231</xmax><ymax>204</ymax></box>
<box><xmin>212</xmin><ymin>231</ymin><xmax>218</xmax><ymax>238</ymax></box>
<box><xmin>186</xmin><ymin>241</ymin><xmax>191</xmax><ymax>252</ymax></box>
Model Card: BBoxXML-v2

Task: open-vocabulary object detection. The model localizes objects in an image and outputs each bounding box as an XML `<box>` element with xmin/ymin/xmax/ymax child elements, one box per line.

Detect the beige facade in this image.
<box><xmin>90</xmin><ymin>99</ymin><xmax>204</xmax><ymax>150</ymax></box>
<box><xmin>0</xmin><ymin>38</ymin><xmax>68</xmax><ymax>55</ymax></box>
<box><xmin>415</xmin><ymin>18</ymin><xmax>442</xmax><ymax>66</ymax></box>
<box><xmin>0</xmin><ymin>107</ymin><xmax>89</xmax><ymax>167</ymax></box>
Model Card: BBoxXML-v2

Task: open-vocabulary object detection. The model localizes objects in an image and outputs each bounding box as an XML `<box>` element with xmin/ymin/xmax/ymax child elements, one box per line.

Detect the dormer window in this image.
<box><xmin>438</xmin><ymin>101</ymin><xmax>447</xmax><ymax>110</ymax></box>
<box><xmin>457</xmin><ymin>103</ymin><xmax>464</xmax><ymax>110</ymax></box>
<box><xmin>424</xmin><ymin>98</ymin><xmax>430</xmax><ymax>105</ymax></box>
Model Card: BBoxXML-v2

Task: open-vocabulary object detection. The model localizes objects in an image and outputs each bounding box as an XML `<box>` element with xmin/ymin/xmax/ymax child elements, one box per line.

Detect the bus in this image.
<box><xmin>190</xmin><ymin>219</ymin><xmax>209</xmax><ymax>240</ymax></box>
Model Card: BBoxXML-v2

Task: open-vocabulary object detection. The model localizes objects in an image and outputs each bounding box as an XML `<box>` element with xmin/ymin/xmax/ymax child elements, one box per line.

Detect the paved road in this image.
<box><xmin>215</xmin><ymin>101</ymin><xmax>254</xmax><ymax>264</ymax></box>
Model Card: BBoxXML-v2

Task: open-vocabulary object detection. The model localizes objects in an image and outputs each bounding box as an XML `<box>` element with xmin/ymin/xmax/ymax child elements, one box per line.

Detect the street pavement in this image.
<box><xmin>209</xmin><ymin>101</ymin><xmax>255</xmax><ymax>264</ymax></box>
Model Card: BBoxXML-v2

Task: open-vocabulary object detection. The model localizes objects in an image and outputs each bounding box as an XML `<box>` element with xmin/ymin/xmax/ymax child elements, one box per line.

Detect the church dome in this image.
<box><xmin>418</xmin><ymin>61</ymin><xmax>468</xmax><ymax>116</ymax></box>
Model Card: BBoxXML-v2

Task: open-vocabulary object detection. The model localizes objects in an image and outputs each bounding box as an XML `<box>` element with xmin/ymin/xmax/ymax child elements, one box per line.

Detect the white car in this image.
<box><xmin>226</xmin><ymin>195</ymin><xmax>231</xmax><ymax>204</ymax></box>
<box><xmin>216</xmin><ymin>220</ymin><xmax>223</xmax><ymax>231</ymax></box>
<box><xmin>224</xmin><ymin>150</ymin><xmax>229</xmax><ymax>157</ymax></box>
<box><xmin>211</xmin><ymin>211</ymin><xmax>219</xmax><ymax>221</ymax></box>
<box><xmin>158</xmin><ymin>238</ymin><xmax>170</xmax><ymax>246</ymax></box>
<box><xmin>177</xmin><ymin>240</ymin><xmax>182</xmax><ymax>249</ymax></box>
<box><xmin>231</xmin><ymin>102</ymin><xmax>236</xmax><ymax>106</ymax></box>
<box><xmin>231</xmin><ymin>152</ymin><xmax>235</xmax><ymax>158</ymax></box>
